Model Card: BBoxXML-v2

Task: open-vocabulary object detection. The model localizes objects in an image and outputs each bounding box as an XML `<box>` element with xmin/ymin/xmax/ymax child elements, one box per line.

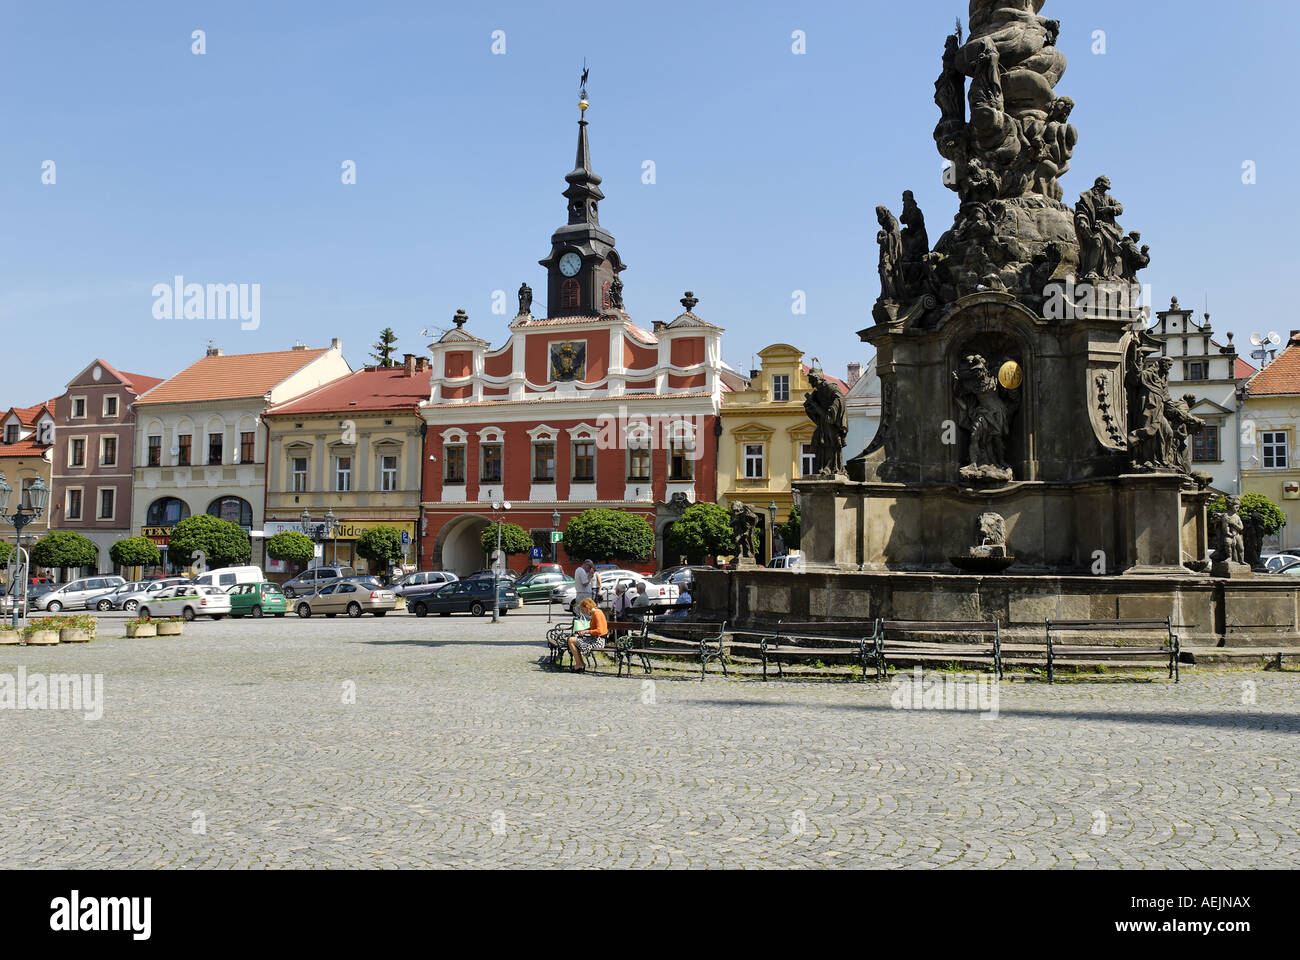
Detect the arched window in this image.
<box><xmin>601</xmin><ymin>280</ymin><xmax>612</xmax><ymax>310</ymax></box>
<box><xmin>207</xmin><ymin>496</ymin><xmax>252</xmax><ymax>530</ymax></box>
<box><xmin>561</xmin><ymin>278</ymin><xmax>580</xmax><ymax>311</ymax></box>
<box><xmin>146</xmin><ymin>497</ymin><xmax>190</xmax><ymax>527</ymax></box>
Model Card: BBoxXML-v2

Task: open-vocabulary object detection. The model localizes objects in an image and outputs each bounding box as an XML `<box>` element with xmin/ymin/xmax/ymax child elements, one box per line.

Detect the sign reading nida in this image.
<box><xmin>549</xmin><ymin>341</ymin><xmax>586</xmax><ymax>382</ymax></box>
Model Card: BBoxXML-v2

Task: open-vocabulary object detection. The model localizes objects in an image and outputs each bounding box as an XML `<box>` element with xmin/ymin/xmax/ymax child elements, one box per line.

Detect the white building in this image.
<box><xmin>844</xmin><ymin>355</ymin><xmax>881</xmax><ymax>457</ymax></box>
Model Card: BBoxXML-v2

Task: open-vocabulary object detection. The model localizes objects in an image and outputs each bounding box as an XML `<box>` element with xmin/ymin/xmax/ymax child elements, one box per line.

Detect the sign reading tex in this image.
<box><xmin>549</xmin><ymin>341</ymin><xmax>586</xmax><ymax>382</ymax></box>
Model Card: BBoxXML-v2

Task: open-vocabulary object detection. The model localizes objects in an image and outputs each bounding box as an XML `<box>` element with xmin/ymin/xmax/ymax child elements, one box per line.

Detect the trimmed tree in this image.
<box><xmin>665</xmin><ymin>502</ymin><xmax>734</xmax><ymax>564</ymax></box>
<box><xmin>109</xmin><ymin>536</ymin><xmax>161</xmax><ymax>569</ymax></box>
<box><xmin>1209</xmin><ymin>493</ymin><xmax>1287</xmax><ymax>563</ymax></box>
<box><xmin>777</xmin><ymin>504</ymin><xmax>801</xmax><ymax>551</ymax></box>
<box><xmin>168</xmin><ymin>514</ymin><xmax>251</xmax><ymax>569</ymax></box>
<box><xmin>266</xmin><ymin>531</ymin><xmax>316</xmax><ymax>570</ymax></box>
<box><xmin>480</xmin><ymin>522</ymin><xmax>534</xmax><ymax>559</ymax></box>
<box><xmin>356</xmin><ymin>526</ymin><xmax>404</xmax><ymax>573</ymax></box>
<box><xmin>370</xmin><ymin>327</ymin><xmax>399</xmax><ymax>367</ymax></box>
<box><xmin>31</xmin><ymin>531</ymin><xmax>99</xmax><ymax>571</ymax></box>
<box><xmin>563</xmin><ymin>509</ymin><xmax>654</xmax><ymax>566</ymax></box>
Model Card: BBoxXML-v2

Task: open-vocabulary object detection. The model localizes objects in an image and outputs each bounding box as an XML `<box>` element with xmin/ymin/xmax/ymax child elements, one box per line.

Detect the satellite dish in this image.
<box><xmin>1250</xmin><ymin>333</ymin><xmax>1264</xmax><ymax>347</ymax></box>
<box><xmin>1268</xmin><ymin>332</ymin><xmax>1283</xmax><ymax>346</ymax></box>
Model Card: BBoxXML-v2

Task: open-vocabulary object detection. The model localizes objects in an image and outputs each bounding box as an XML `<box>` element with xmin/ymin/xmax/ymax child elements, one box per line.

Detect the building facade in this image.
<box><xmin>418</xmin><ymin>102</ymin><xmax>725</xmax><ymax>575</ymax></box>
<box><xmin>1241</xmin><ymin>332</ymin><xmax>1300</xmax><ymax>550</ymax></box>
<box><xmin>1146</xmin><ymin>298</ymin><xmax>1256</xmax><ymax>494</ymax></box>
<box><xmin>262</xmin><ymin>356</ymin><xmax>432</xmax><ymax>577</ymax></box>
<box><xmin>49</xmin><ymin>360</ymin><xmax>163</xmax><ymax>572</ymax></box>
<box><xmin>717</xmin><ymin>345</ymin><xmax>847</xmax><ymax>560</ymax></box>
<box><xmin>131</xmin><ymin>342</ymin><xmax>351</xmax><ymax>570</ymax></box>
<box><xmin>0</xmin><ymin>401</ymin><xmax>57</xmax><ymax>554</ymax></box>
<box><xmin>844</xmin><ymin>355</ymin><xmax>881</xmax><ymax>458</ymax></box>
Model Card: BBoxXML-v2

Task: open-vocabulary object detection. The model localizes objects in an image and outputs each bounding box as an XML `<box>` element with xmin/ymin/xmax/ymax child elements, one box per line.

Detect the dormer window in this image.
<box><xmin>4</xmin><ymin>424</ymin><xmax>17</xmax><ymax>444</ymax></box>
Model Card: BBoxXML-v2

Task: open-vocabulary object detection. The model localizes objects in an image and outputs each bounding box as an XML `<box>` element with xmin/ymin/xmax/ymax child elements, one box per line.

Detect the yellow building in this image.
<box><xmin>1240</xmin><ymin>334</ymin><xmax>1300</xmax><ymax>550</ymax></box>
<box><xmin>718</xmin><ymin>344</ymin><xmax>846</xmax><ymax>559</ymax></box>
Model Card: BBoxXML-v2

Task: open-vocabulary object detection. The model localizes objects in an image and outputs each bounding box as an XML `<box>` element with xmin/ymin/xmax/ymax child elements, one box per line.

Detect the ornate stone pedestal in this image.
<box><xmin>1212</xmin><ymin>561</ymin><xmax>1253</xmax><ymax>580</ymax></box>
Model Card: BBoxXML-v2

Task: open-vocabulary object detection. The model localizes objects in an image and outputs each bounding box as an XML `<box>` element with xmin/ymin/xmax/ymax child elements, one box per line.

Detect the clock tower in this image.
<box><xmin>539</xmin><ymin>97</ymin><xmax>626</xmax><ymax>318</ymax></box>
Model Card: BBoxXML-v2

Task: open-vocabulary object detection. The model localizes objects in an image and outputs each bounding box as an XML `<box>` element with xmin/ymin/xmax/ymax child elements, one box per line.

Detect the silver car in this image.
<box><xmin>33</xmin><ymin>576</ymin><xmax>126</xmax><ymax>612</ymax></box>
<box><xmin>108</xmin><ymin>578</ymin><xmax>193</xmax><ymax>612</ymax></box>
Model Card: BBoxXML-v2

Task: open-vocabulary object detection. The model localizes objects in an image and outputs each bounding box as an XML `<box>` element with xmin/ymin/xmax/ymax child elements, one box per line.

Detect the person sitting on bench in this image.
<box><xmin>567</xmin><ymin>598</ymin><xmax>608</xmax><ymax>673</ymax></box>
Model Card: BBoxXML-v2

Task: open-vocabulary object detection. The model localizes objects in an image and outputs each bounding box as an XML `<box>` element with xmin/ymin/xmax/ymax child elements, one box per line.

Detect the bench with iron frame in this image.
<box><xmin>620</xmin><ymin>619</ymin><xmax>728</xmax><ymax>680</ymax></box>
<box><xmin>545</xmin><ymin>619</ymin><xmax>639</xmax><ymax>673</ymax></box>
<box><xmin>877</xmin><ymin>620</ymin><xmax>1004</xmax><ymax>679</ymax></box>
<box><xmin>1043</xmin><ymin>618</ymin><xmax>1179</xmax><ymax>682</ymax></box>
<box><xmin>738</xmin><ymin>620</ymin><xmax>884</xmax><ymax>682</ymax></box>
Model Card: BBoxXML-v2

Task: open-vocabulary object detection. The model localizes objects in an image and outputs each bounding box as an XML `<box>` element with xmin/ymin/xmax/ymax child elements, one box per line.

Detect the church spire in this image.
<box><xmin>563</xmin><ymin>113</ymin><xmax>604</xmax><ymax>226</ymax></box>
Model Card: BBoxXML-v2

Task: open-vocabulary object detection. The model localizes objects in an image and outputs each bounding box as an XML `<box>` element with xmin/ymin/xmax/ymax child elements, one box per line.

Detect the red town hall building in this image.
<box><xmin>419</xmin><ymin>102</ymin><xmax>731</xmax><ymax>575</ymax></box>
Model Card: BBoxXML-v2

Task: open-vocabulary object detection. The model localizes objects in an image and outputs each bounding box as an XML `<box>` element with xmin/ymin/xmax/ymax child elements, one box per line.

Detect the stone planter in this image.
<box><xmin>157</xmin><ymin>622</ymin><xmax>184</xmax><ymax>637</ymax></box>
<box><xmin>0</xmin><ymin>630</ymin><xmax>20</xmax><ymax>645</ymax></box>
<box><xmin>24</xmin><ymin>629</ymin><xmax>60</xmax><ymax>645</ymax></box>
<box><xmin>60</xmin><ymin>628</ymin><xmax>93</xmax><ymax>643</ymax></box>
<box><xmin>126</xmin><ymin>622</ymin><xmax>157</xmax><ymax>638</ymax></box>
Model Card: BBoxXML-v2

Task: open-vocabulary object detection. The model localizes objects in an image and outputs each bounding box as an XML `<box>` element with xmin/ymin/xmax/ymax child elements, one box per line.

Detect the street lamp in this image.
<box><xmin>768</xmin><ymin>500</ymin><xmax>779</xmax><ymax>565</ymax></box>
<box><xmin>548</xmin><ymin>508</ymin><xmax>561</xmax><ymax>623</ymax></box>
<box><xmin>1</xmin><ymin>476</ymin><xmax>49</xmax><ymax>626</ymax></box>
<box><xmin>491</xmin><ymin>500</ymin><xmax>511</xmax><ymax>624</ymax></box>
<box><xmin>324</xmin><ymin>508</ymin><xmax>337</xmax><ymax>566</ymax></box>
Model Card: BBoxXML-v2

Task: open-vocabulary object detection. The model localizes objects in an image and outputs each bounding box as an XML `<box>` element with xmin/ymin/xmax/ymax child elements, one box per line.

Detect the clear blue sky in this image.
<box><xmin>3</xmin><ymin>0</ymin><xmax>1298</xmax><ymax>402</ymax></box>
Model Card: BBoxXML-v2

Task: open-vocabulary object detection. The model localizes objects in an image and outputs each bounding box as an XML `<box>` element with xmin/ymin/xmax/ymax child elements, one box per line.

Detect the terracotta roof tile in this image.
<box><xmin>266</xmin><ymin>367</ymin><xmax>432</xmax><ymax>416</ymax></box>
<box><xmin>803</xmin><ymin>364</ymin><xmax>848</xmax><ymax>395</ymax></box>
<box><xmin>138</xmin><ymin>349</ymin><xmax>329</xmax><ymax>404</ymax></box>
<box><xmin>1235</xmin><ymin>357</ymin><xmax>1258</xmax><ymax>380</ymax></box>
<box><xmin>1246</xmin><ymin>338</ymin><xmax>1300</xmax><ymax>396</ymax></box>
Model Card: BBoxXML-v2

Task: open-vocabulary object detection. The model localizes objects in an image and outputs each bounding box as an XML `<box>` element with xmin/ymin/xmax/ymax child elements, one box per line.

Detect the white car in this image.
<box><xmin>137</xmin><ymin>585</ymin><xmax>232</xmax><ymax>621</ymax></box>
<box><xmin>555</xmin><ymin>571</ymin><xmax>680</xmax><ymax>611</ymax></box>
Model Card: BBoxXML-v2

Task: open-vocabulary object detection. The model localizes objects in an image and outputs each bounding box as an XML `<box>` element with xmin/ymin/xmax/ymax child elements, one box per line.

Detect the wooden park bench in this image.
<box><xmin>878</xmin><ymin>620</ymin><xmax>1004</xmax><ymax>679</ymax></box>
<box><xmin>620</xmin><ymin>619</ymin><xmax>728</xmax><ymax>681</ymax></box>
<box><xmin>738</xmin><ymin>620</ymin><xmax>884</xmax><ymax>682</ymax></box>
<box><xmin>1043</xmin><ymin>618</ymin><xmax>1180</xmax><ymax>683</ymax></box>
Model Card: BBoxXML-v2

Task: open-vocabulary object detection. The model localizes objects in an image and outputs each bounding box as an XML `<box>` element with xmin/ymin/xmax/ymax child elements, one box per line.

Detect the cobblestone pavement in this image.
<box><xmin>1</xmin><ymin>612</ymin><xmax>1296</xmax><ymax>868</ymax></box>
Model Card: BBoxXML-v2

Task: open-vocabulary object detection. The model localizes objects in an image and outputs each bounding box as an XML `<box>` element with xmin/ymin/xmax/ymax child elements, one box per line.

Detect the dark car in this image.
<box><xmin>514</xmin><ymin>571</ymin><xmax>573</xmax><ymax>603</ymax></box>
<box><xmin>466</xmin><ymin>568</ymin><xmax>520</xmax><ymax>582</ymax></box>
<box><xmin>656</xmin><ymin>565</ymin><xmax>716</xmax><ymax>590</ymax></box>
<box><xmin>407</xmin><ymin>578</ymin><xmax>522</xmax><ymax>617</ymax></box>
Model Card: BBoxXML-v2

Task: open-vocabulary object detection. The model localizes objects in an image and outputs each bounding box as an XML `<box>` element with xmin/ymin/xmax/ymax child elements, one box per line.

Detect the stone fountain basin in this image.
<box><xmin>950</xmin><ymin>555</ymin><xmax>1018</xmax><ymax>574</ymax></box>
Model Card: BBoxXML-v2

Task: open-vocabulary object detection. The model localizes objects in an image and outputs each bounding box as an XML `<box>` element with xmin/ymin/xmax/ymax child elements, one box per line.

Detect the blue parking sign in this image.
<box><xmin>401</xmin><ymin>530</ymin><xmax>410</xmax><ymax>546</ymax></box>
<box><xmin>531</xmin><ymin>547</ymin><xmax>544</xmax><ymax>560</ymax></box>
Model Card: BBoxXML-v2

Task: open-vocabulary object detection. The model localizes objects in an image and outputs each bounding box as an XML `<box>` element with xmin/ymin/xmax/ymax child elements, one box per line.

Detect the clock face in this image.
<box><xmin>558</xmin><ymin>253</ymin><xmax>582</xmax><ymax>277</ymax></box>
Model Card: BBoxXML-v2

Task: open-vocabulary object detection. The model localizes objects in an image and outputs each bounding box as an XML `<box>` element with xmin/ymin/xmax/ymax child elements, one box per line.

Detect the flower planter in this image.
<box><xmin>24</xmin><ymin>629</ymin><xmax>60</xmax><ymax>645</ymax></box>
<box><xmin>0</xmin><ymin>630</ymin><xmax>20</xmax><ymax>645</ymax></box>
<box><xmin>60</xmin><ymin>628</ymin><xmax>93</xmax><ymax>643</ymax></box>
<box><xmin>157</xmin><ymin>622</ymin><xmax>184</xmax><ymax>637</ymax></box>
<box><xmin>126</xmin><ymin>623</ymin><xmax>157</xmax><ymax>638</ymax></box>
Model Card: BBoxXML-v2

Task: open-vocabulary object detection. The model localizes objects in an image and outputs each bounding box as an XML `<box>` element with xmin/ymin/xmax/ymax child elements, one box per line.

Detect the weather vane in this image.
<box><xmin>578</xmin><ymin>59</ymin><xmax>590</xmax><ymax>113</ymax></box>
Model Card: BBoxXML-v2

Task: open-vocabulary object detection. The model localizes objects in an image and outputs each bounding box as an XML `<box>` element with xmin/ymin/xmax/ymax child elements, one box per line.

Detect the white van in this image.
<box><xmin>193</xmin><ymin>566</ymin><xmax>265</xmax><ymax>590</ymax></box>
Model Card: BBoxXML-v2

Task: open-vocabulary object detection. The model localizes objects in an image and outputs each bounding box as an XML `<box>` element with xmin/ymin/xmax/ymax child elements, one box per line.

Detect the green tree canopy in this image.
<box><xmin>665</xmin><ymin>502</ymin><xmax>734</xmax><ymax>564</ymax></box>
<box><xmin>0</xmin><ymin>539</ymin><xmax>14</xmax><ymax>570</ymax></box>
<box><xmin>168</xmin><ymin>514</ymin><xmax>251</xmax><ymax>569</ymax></box>
<box><xmin>777</xmin><ymin>504</ymin><xmax>801</xmax><ymax>551</ymax></box>
<box><xmin>266</xmin><ymin>530</ymin><xmax>316</xmax><ymax>568</ymax></box>
<box><xmin>370</xmin><ymin>327</ymin><xmax>399</xmax><ymax>367</ymax></box>
<box><xmin>356</xmin><ymin>526</ymin><xmax>404</xmax><ymax>571</ymax></box>
<box><xmin>31</xmin><ymin>531</ymin><xmax>99</xmax><ymax>570</ymax></box>
<box><xmin>563</xmin><ymin>509</ymin><xmax>654</xmax><ymax>566</ymax></box>
<box><xmin>1209</xmin><ymin>493</ymin><xmax>1287</xmax><ymax>535</ymax></box>
<box><xmin>109</xmin><ymin>536</ymin><xmax>161</xmax><ymax>568</ymax></box>
<box><xmin>480</xmin><ymin>521</ymin><xmax>533</xmax><ymax>556</ymax></box>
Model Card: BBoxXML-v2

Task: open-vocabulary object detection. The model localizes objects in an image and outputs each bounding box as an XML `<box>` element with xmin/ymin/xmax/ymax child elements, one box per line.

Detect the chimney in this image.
<box><xmin>403</xmin><ymin>353</ymin><xmax>416</xmax><ymax>376</ymax></box>
<box><xmin>290</xmin><ymin>342</ymin><xmax>307</xmax><ymax>351</ymax></box>
<box><xmin>206</xmin><ymin>345</ymin><xmax>223</xmax><ymax>357</ymax></box>
<box><xmin>331</xmin><ymin>338</ymin><xmax>342</xmax><ymax>351</ymax></box>
<box><xmin>417</xmin><ymin>357</ymin><xmax>430</xmax><ymax>372</ymax></box>
<box><xmin>749</xmin><ymin>369</ymin><xmax>761</xmax><ymax>381</ymax></box>
<box><xmin>846</xmin><ymin>362</ymin><xmax>862</xmax><ymax>388</ymax></box>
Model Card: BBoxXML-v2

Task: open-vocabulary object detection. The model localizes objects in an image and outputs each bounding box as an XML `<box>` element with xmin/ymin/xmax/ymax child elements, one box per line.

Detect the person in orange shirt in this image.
<box><xmin>567</xmin><ymin>597</ymin><xmax>608</xmax><ymax>673</ymax></box>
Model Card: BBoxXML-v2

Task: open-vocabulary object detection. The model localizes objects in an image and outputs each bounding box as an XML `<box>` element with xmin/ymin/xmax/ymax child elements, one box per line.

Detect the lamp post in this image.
<box><xmin>324</xmin><ymin>508</ymin><xmax>337</xmax><ymax>566</ymax></box>
<box><xmin>548</xmin><ymin>507</ymin><xmax>561</xmax><ymax>623</ymax></box>
<box><xmin>491</xmin><ymin>500</ymin><xmax>511</xmax><ymax>624</ymax></box>
<box><xmin>768</xmin><ymin>500</ymin><xmax>779</xmax><ymax>565</ymax></box>
<box><xmin>0</xmin><ymin>476</ymin><xmax>49</xmax><ymax>626</ymax></box>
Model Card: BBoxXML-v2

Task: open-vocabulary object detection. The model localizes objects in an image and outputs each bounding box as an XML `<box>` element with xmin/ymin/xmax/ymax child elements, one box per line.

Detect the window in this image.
<box><xmin>381</xmin><ymin>455</ymin><xmax>398</xmax><ymax>492</ymax></box>
<box><xmin>628</xmin><ymin>443</ymin><xmax>651</xmax><ymax>482</ymax></box>
<box><xmin>147</xmin><ymin>435</ymin><xmax>162</xmax><ymax>466</ymax></box>
<box><xmin>335</xmin><ymin>456</ymin><xmax>352</xmax><ymax>492</ymax></box>
<box><xmin>1186</xmin><ymin>360</ymin><xmax>1207</xmax><ymax>381</ymax></box>
<box><xmin>21</xmin><ymin>478</ymin><xmax>37</xmax><ymax>509</ymax></box>
<box><xmin>800</xmin><ymin>442</ymin><xmax>816</xmax><ymax>477</ymax></box>
<box><xmin>573</xmin><ymin>440</ymin><xmax>596</xmax><ymax>482</ymax></box>
<box><xmin>445</xmin><ymin>444</ymin><xmax>466</xmax><ymax>484</ymax></box>
<box><xmin>772</xmin><ymin>375</ymin><xmax>790</xmax><ymax>403</ymax></box>
<box><xmin>72</xmin><ymin>397</ymin><xmax>86</xmax><ymax>419</ymax></box>
<box><xmin>560</xmin><ymin>278</ymin><xmax>580</xmax><ymax>311</ymax></box>
<box><xmin>69</xmin><ymin>438</ymin><xmax>86</xmax><ymax>467</ymax></box>
<box><xmin>207</xmin><ymin>496</ymin><xmax>252</xmax><ymax>529</ymax></box>
<box><xmin>146</xmin><ymin>497</ymin><xmax>190</xmax><ymax>527</ymax></box>
<box><xmin>4</xmin><ymin>424</ymin><xmax>17</xmax><ymax>444</ymax></box>
<box><xmin>669</xmin><ymin>437</ymin><xmax>695</xmax><ymax>481</ymax></box>
<box><xmin>98</xmin><ymin>488</ymin><xmax>115</xmax><ymax>520</ymax></box>
<box><xmin>1191</xmin><ymin>426</ymin><xmax>1220</xmax><ymax>463</ymax></box>
<box><xmin>1263</xmin><ymin>432</ymin><xmax>1289</xmax><ymax>469</ymax></box>
<box><xmin>100</xmin><ymin>436</ymin><xmax>117</xmax><ymax>466</ymax></box>
<box><xmin>240</xmin><ymin>432</ymin><xmax>255</xmax><ymax>463</ymax></box>
<box><xmin>481</xmin><ymin>443</ymin><xmax>503</xmax><ymax>483</ymax></box>
<box><xmin>66</xmin><ymin>489</ymin><xmax>83</xmax><ymax>520</ymax></box>
<box><xmin>103</xmin><ymin>395</ymin><xmax>119</xmax><ymax>418</ymax></box>
<box><xmin>744</xmin><ymin>443</ymin><xmax>765</xmax><ymax>479</ymax></box>
<box><xmin>292</xmin><ymin>457</ymin><xmax>309</xmax><ymax>492</ymax></box>
<box><xmin>208</xmin><ymin>433</ymin><xmax>223</xmax><ymax>465</ymax></box>
<box><xmin>178</xmin><ymin>434</ymin><xmax>191</xmax><ymax>466</ymax></box>
<box><xmin>534</xmin><ymin>442</ymin><xmax>556</xmax><ymax>481</ymax></box>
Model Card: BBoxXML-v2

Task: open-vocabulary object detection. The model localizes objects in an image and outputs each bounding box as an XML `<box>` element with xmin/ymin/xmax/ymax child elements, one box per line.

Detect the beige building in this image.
<box><xmin>1241</xmin><ymin>332</ymin><xmax>1300</xmax><ymax>550</ymax></box>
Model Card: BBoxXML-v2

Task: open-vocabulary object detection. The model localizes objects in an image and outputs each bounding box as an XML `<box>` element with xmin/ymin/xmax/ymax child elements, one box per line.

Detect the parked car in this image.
<box><xmin>281</xmin><ymin>565</ymin><xmax>356</xmax><ymax>598</ymax></box>
<box><xmin>656</xmin><ymin>565</ymin><xmax>716</xmax><ymax>590</ymax></box>
<box><xmin>293</xmin><ymin>581</ymin><xmax>396</xmax><ymax>618</ymax></box>
<box><xmin>521</xmin><ymin>562</ymin><xmax>563</xmax><ymax>577</ymax></box>
<box><xmin>554</xmin><ymin>570</ymin><xmax>679</xmax><ymax>612</ymax></box>
<box><xmin>92</xmin><ymin>580</ymin><xmax>146</xmax><ymax>611</ymax></box>
<box><xmin>137</xmin><ymin>585</ymin><xmax>232</xmax><ymax>621</ymax></box>
<box><xmin>1263</xmin><ymin>553</ymin><xmax>1300</xmax><ymax>573</ymax></box>
<box><xmin>227</xmin><ymin>582</ymin><xmax>289</xmax><ymax>618</ymax></box>
<box><xmin>768</xmin><ymin>553</ymin><xmax>805</xmax><ymax>570</ymax></box>
<box><xmin>406</xmin><ymin>578</ymin><xmax>521</xmax><ymax>617</ymax></box>
<box><xmin>514</xmin><ymin>571</ymin><xmax>573</xmax><ymax>603</ymax></box>
<box><xmin>193</xmin><ymin>565</ymin><xmax>265</xmax><ymax>590</ymax></box>
<box><xmin>466</xmin><ymin>568</ymin><xmax>520</xmax><ymax>582</ymax></box>
<box><xmin>1274</xmin><ymin>559</ymin><xmax>1300</xmax><ymax>576</ymax></box>
<box><xmin>108</xmin><ymin>577</ymin><xmax>194</xmax><ymax>612</ymax></box>
<box><xmin>33</xmin><ymin>576</ymin><xmax>127</xmax><ymax>612</ymax></box>
<box><xmin>391</xmin><ymin>570</ymin><xmax>459</xmax><ymax>597</ymax></box>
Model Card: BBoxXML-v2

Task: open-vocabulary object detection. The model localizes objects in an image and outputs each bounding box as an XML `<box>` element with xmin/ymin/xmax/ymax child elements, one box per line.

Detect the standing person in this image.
<box><xmin>573</xmin><ymin>559</ymin><xmax>600</xmax><ymax>612</ymax></box>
